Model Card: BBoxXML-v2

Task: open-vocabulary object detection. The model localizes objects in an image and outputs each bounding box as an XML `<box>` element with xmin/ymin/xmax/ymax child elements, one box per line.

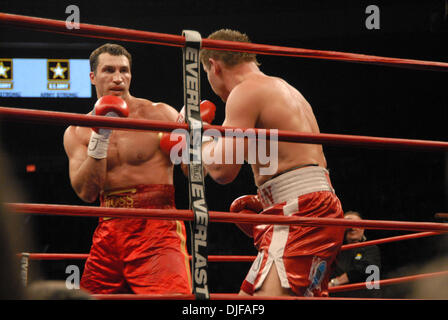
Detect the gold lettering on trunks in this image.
<box><xmin>104</xmin><ymin>195</ymin><xmax>134</xmax><ymax>208</ymax></box>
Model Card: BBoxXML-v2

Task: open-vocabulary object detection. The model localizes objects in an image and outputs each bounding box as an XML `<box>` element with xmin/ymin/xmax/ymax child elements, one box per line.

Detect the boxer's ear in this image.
<box><xmin>89</xmin><ymin>71</ymin><xmax>96</xmax><ymax>85</ymax></box>
<box><xmin>209</xmin><ymin>58</ymin><xmax>221</xmax><ymax>75</ymax></box>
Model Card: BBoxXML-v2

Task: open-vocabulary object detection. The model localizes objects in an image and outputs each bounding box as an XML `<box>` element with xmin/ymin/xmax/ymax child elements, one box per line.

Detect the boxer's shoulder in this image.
<box><xmin>63</xmin><ymin>125</ymin><xmax>91</xmax><ymax>153</ymax></box>
<box><xmin>64</xmin><ymin>123</ymin><xmax>90</xmax><ymax>140</ymax></box>
<box><xmin>227</xmin><ymin>75</ymin><xmax>280</xmax><ymax>117</ymax></box>
<box><xmin>233</xmin><ymin>74</ymin><xmax>283</xmax><ymax>102</ymax></box>
<box><xmin>129</xmin><ymin>97</ymin><xmax>177</xmax><ymax>122</ymax></box>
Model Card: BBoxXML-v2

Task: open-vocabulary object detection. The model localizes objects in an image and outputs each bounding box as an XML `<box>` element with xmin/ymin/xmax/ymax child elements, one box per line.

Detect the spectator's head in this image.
<box><xmin>344</xmin><ymin>211</ymin><xmax>366</xmax><ymax>244</ymax></box>
<box><xmin>25</xmin><ymin>281</ymin><xmax>94</xmax><ymax>300</ymax></box>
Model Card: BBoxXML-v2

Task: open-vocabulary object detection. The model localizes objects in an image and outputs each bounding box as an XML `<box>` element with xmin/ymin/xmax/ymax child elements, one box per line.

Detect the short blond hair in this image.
<box><xmin>200</xmin><ymin>29</ymin><xmax>260</xmax><ymax>69</ymax></box>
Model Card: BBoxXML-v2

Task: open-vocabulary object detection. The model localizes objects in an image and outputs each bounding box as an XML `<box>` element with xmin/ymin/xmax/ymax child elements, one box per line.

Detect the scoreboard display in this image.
<box><xmin>0</xmin><ymin>58</ymin><xmax>91</xmax><ymax>98</ymax></box>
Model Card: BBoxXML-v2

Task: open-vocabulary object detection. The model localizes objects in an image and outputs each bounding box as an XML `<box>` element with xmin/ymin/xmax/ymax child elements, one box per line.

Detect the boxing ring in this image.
<box><xmin>1</xmin><ymin>12</ymin><xmax>448</xmax><ymax>300</ymax></box>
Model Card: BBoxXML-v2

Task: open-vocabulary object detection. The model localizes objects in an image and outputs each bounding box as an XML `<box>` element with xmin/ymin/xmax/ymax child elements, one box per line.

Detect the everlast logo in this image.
<box><xmin>184</xmin><ymin>35</ymin><xmax>209</xmax><ymax>299</ymax></box>
<box><xmin>185</xmin><ymin>47</ymin><xmax>200</xmax><ymax>117</ymax></box>
<box><xmin>192</xmin><ymin>184</ymin><xmax>208</xmax><ymax>296</ymax></box>
<box><xmin>185</xmin><ymin>47</ymin><xmax>202</xmax><ymax>166</ymax></box>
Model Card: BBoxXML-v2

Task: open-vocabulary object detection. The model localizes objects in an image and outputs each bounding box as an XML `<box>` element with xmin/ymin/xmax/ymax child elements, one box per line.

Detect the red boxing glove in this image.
<box><xmin>88</xmin><ymin>95</ymin><xmax>129</xmax><ymax>159</ymax></box>
<box><xmin>177</xmin><ymin>100</ymin><xmax>216</xmax><ymax>124</ymax></box>
<box><xmin>229</xmin><ymin>195</ymin><xmax>264</xmax><ymax>238</ymax></box>
<box><xmin>159</xmin><ymin>100</ymin><xmax>217</xmax><ymax>157</ymax></box>
<box><xmin>92</xmin><ymin>95</ymin><xmax>129</xmax><ymax>135</ymax></box>
<box><xmin>159</xmin><ymin>131</ymin><xmax>187</xmax><ymax>159</ymax></box>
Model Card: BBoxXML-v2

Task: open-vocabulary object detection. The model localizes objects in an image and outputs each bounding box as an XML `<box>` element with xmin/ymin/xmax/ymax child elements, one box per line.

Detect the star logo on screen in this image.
<box><xmin>50</xmin><ymin>62</ymin><xmax>67</xmax><ymax>79</ymax></box>
<box><xmin>0</xmin><ymin>59</ymin><xmax>13</xmax><ymax>91</ymax></box>
<box><xmin>47</xmin><ymin>59</ymin><xmax>70</xmax><ymax>90</ymax></box>
<box><xmin>0</xmin><ymin>59</ymin><xmax>12</xmax><ymax>80</ymax></box>
<box><xmin>48</xmin><ymin>60</ymin><xmax>70</xmax><ymax>81</ymax></box>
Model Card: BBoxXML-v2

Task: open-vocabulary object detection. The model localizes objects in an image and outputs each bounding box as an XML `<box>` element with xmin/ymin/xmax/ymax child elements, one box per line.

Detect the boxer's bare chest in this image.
<box><xmin>106</xmin><ymin>130</ymin><xmax>160</xmax><ymax>168</ymax></box>
<box><xmin>105</xmin><ymin>102</ymin><xmax>162</xmax><ymax>169</ymax></box>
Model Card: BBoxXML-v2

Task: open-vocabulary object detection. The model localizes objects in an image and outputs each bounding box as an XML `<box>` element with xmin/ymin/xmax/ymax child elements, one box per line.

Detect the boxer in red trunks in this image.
<box><xmin>200</xmin><ymin>29</ymin><xmax>345</xmax><ymax>297</ymax></box>
<box><xmin>79</xmin><ymin>185</ymin><xmax>190</xmax><ymax>294</ymax></box>
<box><xmin>63</xmin><ymin>44</ymin><xmax>215</xmax><ymax>294</ymax></box>
<box><xmin>230</xmin><ymin>166</ymin><xmax>343</xmax><ymax>296</ymax></box>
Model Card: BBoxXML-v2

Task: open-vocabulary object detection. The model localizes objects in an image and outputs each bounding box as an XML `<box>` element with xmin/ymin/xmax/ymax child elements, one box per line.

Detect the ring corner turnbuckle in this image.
<box><xmin>182</xmin><ymin>29</ymin><xmax>210</xmax><ymax>300</ymax></box>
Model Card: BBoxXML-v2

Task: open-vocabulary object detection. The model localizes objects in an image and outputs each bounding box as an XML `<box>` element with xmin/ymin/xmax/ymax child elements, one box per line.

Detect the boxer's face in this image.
<box><xmin>90</xmin><ymin>53</ymin><xmax>132</xmax><ymax>99</ymax></box>
<box><xmin>344</xmin><ymin>214</ymin><xmax>365</xmax><ymax>243</ymax></box>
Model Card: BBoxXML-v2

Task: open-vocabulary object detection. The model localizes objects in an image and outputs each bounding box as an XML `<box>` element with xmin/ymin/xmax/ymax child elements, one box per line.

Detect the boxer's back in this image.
<box><xmin>246</xmin><ymin>75</ymin><xmax>327</xmax><ymax>185</ymax></box>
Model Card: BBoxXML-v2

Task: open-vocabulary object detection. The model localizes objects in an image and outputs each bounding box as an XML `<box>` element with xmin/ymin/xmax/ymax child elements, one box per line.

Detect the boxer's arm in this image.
<box><xmin>203</xmin><ymin>82</ymin><xmax>260</xmax><ymax>184</ymax></box>
<box><xmin>64</xmin><ymin>96</ymin><xmax>129</xmax><ymax>202</ymax></box>
<box><xmin>158</xmin><ymin>101</ymin><xmax>216</xmax><ymax>177</ymax></box>
<box><xmin>229</xmin><ymin>194</ymin><xmax>263</xmax><ymax>237</ymax></box>
<box><xmin>153</xmin><ymin>102</ymin><xmax>189</xmax><ymax>177</ymax></box>
<box><xmin>63</xmin><ymin>126</ymin><xmax>106</xmax><ymax>203</ymax></box>
<box><xmin>329</xmin><ymin>273</ymin><xmax>349</xmax><ymax>287</ymax></box>
<box><xmin>156</xmin><ymin>102</ymin><xmax>180</xmax><ymax>122</ymax></box>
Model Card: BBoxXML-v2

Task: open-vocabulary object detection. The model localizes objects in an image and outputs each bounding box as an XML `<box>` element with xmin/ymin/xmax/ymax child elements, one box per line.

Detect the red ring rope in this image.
<box><xmin>91</xmin><ymin>293</ymin><xmax>386</xmax><ymax>300</ymax></box>
<box><xmin>0</xmin><ymin>12</ymin><xmax>447</xmax><ymax>72</ymax></box>
<box><xmin>18</xmin><ymin>230</ymin><xmax>444</xmax><ymax>262</ymax></box>
<box><xmin>19</xmin><ymin>253</ymin><xmax>254</xmax><ymax>262</ymax></box>
<box><xmin>435</xmin><ymin>213</ymin><xmax>448</xmax><ymax>219</ymax></box>
<box><xmin>329</xmin><ymin>270</ymin><xmax>448</xmax><ymax>293</ymax></box>
<box><xmin>340</xmin><ymin>231</ymin><xmax>444</xmax><ymax>251</ymax></box>
<box><xmin>20</xmin><ymin>252</ymin><xmax>448</xmax><ymax>295</ymax></box>
<box><xmin>7</xmin><ymin>203</ymin><xmax>448</xmax><ymax>233</ymax></box>
<box><xmin>1</xmin><ymin>106</ymin><xmax>447</xmax><ymax>151</ymax></box>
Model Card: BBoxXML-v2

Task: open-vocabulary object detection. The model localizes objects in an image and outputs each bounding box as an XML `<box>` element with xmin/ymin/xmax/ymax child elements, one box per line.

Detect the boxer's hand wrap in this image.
<box><xmin>88</xmin><ymin>131</ymin><xmax>111</xmax><ymax>159</ymax></box>
<box><xmin>87</xmin><ymin>95</ymin><xmax>129</xmax><ymax>159</ymax></box>
<box><xmin>229</xmin><ymin>194</ymin><xmax>264</xmax><ymax>238</ymax></box>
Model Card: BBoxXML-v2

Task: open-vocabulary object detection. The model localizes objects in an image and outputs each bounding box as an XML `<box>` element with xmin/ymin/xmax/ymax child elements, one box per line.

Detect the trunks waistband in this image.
<box><xmin>257</xmin><ymin>165</ymin><xmax>334</xmax><ymax>208</ymax></box>
<box><xmin>99</xmin><ymin>184</ymin><xmax>175</xmax><ymax>221</ymax></box>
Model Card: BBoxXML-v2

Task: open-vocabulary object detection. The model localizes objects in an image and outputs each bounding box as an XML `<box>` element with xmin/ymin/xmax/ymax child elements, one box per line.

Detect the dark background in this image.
<box><xmin>0</xmin><ymin>0</ymin><xmax>447</xmax><ymax>298</ymax></box>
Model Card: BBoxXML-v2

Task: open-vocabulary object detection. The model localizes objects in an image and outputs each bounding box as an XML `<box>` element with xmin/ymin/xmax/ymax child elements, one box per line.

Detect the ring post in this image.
<box><xmin>182</xmin><ymin>29</ymin><xmax>210</xmax><ymax>300</ymax></box>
